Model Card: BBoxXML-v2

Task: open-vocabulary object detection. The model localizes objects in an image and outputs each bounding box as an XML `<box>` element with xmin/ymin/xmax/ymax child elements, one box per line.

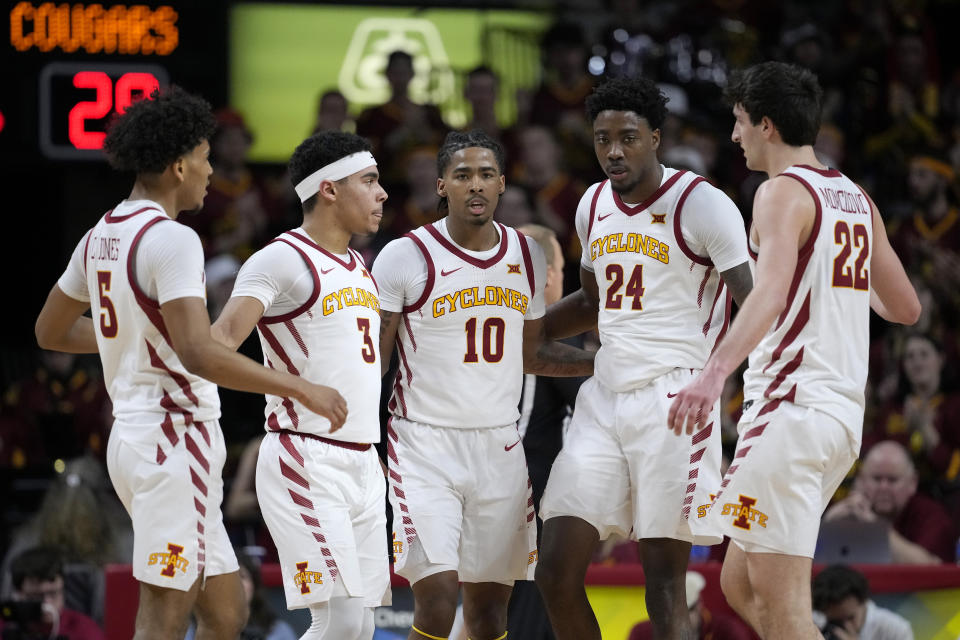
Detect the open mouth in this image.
<box><xmin>607</xmin><ymin>166</ymin><xmax>627</xmax><ymax>177</ymax></box>
<box><xmin>468</xmin><ymin>199</ymin><xmax>487</xmax><ymax>213</ymax></box>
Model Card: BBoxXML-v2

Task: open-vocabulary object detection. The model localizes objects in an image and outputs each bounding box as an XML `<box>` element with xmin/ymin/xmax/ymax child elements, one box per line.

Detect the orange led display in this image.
<box><xmin>10</xmin><ymin>2</ymin><xmax>179</xmax><ymax>55</ymax></box>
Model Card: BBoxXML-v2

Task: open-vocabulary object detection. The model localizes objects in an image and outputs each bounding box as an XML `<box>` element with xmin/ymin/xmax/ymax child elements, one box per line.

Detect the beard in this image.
<box><xmin>609</xmin><ymin>174</ymin><xmax>644</xmax><ymax>196</ymax></box>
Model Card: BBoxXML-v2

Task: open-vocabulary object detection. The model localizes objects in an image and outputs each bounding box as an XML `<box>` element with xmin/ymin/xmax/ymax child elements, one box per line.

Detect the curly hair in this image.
<box><xmin>102</xmin><ymin>85</ymin><xmax>215</xmax><ymax>174</ymax></box>
<box><xmin>585</xmin><ymin>76</ymin><xmax>669</xmax><ymax>130</ymax></box>
<box><xmin>724</xmin><ymin>61</ymin><xmax>823</xmax><ymax>147</ymax></box>
<box><xmin>288</xmin><ymin>131</ymin><xmax>373</xmax><ymax>210</ymax></box>
<box><xmin>435</xmin><ymin>130</ymin><xmax>504</xmax><ymax>214</ymax></box>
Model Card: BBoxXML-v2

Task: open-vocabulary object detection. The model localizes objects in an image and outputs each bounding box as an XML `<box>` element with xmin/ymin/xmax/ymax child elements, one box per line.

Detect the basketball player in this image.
<box><xmin>668</xmin><ymin>62</ymin><xmax>920</xmax><ymax>639</ymax></box>
<box><xmin>211</xmin><ymin>131</ymin><xmax>389</xmax><ymax>640</ymax></box>
<box><xmin>534</xmin><ymin>76</ymin><xmax>754</xmax><ymax>640</ymax></box>
<box><xmin>34</xmin><ymin>87</ymin><xmax>345</xmax><ymax>640</ymax></box>
<box><xmin>372</xmin><ymin>130</ymin><xmax>594</xmax><ymax>640</ymax></box>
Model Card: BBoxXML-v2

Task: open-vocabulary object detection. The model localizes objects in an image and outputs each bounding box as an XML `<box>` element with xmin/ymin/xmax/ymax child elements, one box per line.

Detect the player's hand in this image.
<box><xmin>667</xmin><ymin>370</ymin><xmax>724</xmax><ymax>436</ymax></box>
<box><xmin>296</xmin><ymin>382</ymin><xmax>348</xmax><ymax>432</ymax></box>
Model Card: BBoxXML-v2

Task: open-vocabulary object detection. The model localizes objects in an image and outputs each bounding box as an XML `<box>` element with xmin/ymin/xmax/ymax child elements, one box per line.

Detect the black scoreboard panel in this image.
<box><xmin>1</xmin><ymin>1</ymin><xmax>229</xmax><ymax>162</ymax></box>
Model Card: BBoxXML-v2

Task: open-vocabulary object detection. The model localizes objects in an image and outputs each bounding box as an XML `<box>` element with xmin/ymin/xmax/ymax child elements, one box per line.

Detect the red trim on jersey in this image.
<box><xmin>81</xmin><ymin>229</ymin><xmax>94</xmax><ymax>277</ymax></box>
<box><xmin>697</xmin><ymin>267</ymin><xmax>714</xmax><ymax>307</ymax></box>
<box><xmin>756</xmin><ymin>384</ymin><xmax>797</xmax><ymax>417</ymax></box>
<box><xmin>275</xmin><ymin>428</ymin><xmax>372</xmax><ymax>451</ymax></box>
<box><xmin>794</xmin><ymin>164</ymin><xmax>842</xmax><ymax>178</ymax></box>
<box><xmin>517</xmin><ymin>230</ymin><xmax>536</xmax><ymax>297</ymax></box>
<box><xmin>673</xmin><ymin>177</ymin><xmax>713</xmax><ymax>266</ymax></box>
<box><xmin>189</xmin><ymin>467</ymin><xmax>208</xmax><ymax>496</ymax></box>
<box><xmin>257</xmin><ymin>323</ymin><xmax>301</xmax><ymax>375</ymax></box>
<box><xmin>278</xmin><ymin>432</ymin><xmax>305</xmax><ymax>466</ymax></box>
<box><xmin>692</xmin><ymin>421</ymin><xmax>713</xmax><ymax>445</ymax></box>
<box><xmin>613</xmin><ymin>170</ymin><xmax>687</xmax><ymax>216</ymax></box>
<box><xmin>764</xmin><ymin>346</ymin><xmax>805</xmax><ymax>399</ymax></box>
<box><xmin>776</xmin><ymin>172</ymin><xmax>822</xmax><ymax>328</ymax></box>
<box><xmin>402</xmin><ymin>314</ymin><xmax>418</xmax><ymax>351</ymax></box>
<box><xmin>351</xmin><ymin>248</ymin><xmax>379</xmax><ymax>292</ymax></box>
<box><xmin>194</xmin><ymin>421</ymin><xmax>210</xmax><ymax>446</ymax></box>
<box><xmin>690</xmin><ymin>447</ymin><xmax>706</xmax><ymax>464</ymax></box>
<box><xmin>763</xmin><ymin>291</ymin><xmax>812</xmax><ymax>374</ymax></box>
<box><xmin>279</xmin><ymin>457</ymin><xmax>310</xmax><ymax>490</ymax></box>
<box><xmin>285</xmin><ymin>230</ymin><xmax>357</xmax><ymax>271</ymax></box>
<box><xmin>128</xmin><ymin>216</ymin><xmax>174</xmax><ymax>344</ymax></box>
<box><xmin>734</xmin><ymin>445</ymin><xmax>752</xmax><ymax>459</ymax></box>
<box><xmin>184</xmin><ymin>432</ymin><xmax>210</xmax><ymax>473</ymax></box>
<box><xmin>710</xmin><ymin>290</ymin><xmax>732</xmax><ymax>354</ymax></box>
<box><xmin>586</xmin><ymin>180</ymin><xmax>608</xmax><ymax>240</ymax></box>
<box><xmin>147</xmin><ymin>341</ymin><xmax>200</xmax><ymax>406</ymax></box>
<box><xmin>267</xmin><ymin>413</ymin><xmax>282</xmax><ymax>432</ymax></box>
<box><xmin>284</xmin><ymin>320</ymin><xmax>309</xmax><ymax>357</ymax></box>
<box><xmin>689</xmin><ymin>468</ymin><xmax>699</xmax><ymax>480</ymax></box>
<box><xmin>288</xmin><ymin>489</ymin><xmax>314</xmax><ymax>510</ymax></box>
<box><xmin>259</xmin><ymin>237</ymin><xmax>322</xmax><ymax>324</ymax></box>
<box><xmin>395</xmin><ymin>339</ymin><xmax>413</xmax><ymax>384</ymax></box>
<box><xmin>854</xmin><ymin>183</ymin><xmax>876</xmax><ymax>234</ymax></box>
<box><xmin>423</xmin><ymin>221</ymin><xmax>510</xmax><ymax>268</ymax></box>
<box><xmin>105</xmin><ymin>205</ymin><xmax>164</xmax><ymax>223</ymax></box>
<box><xmin>194</xmin><ymin>498</ymin><xmax>206</xmax><ymax>517</ymax></box>
<box><xmin>156</xmin><ymin>444</ymin><xmax>167</xmax><ymax>464</ymax></box>
<box><xmin>160</xmin><ymin>412</ymin><xmax>179</xmax><ymax>447</ymax></box>
<box><xmin>403</xmin><ymin>232</ymin><xmax>436</xmax><ymax>313</ymax></box>
<box><xmin>702</xmin><ymin>280</ymin><xmax>726</xmax><ymax>336</ymax></box>
<box><xmin>742</xmin><ymin>423</ymin><xmax>767</xmax><ymax>440</ymax></box>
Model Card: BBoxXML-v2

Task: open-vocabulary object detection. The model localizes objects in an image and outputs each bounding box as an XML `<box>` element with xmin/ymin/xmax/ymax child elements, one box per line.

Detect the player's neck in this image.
<box><xmin>445</xmin><ymin>214</ymin><xmax>499</xmax><ymax>252</ymax></box>
<box><xmin>301</xmin><ymin>216</ymin><xmax>350</xmax><ymax>255</ymax></box>
<box><xmin>620</xmin><ymin>162</ymin><xmax>664</xmax><ymax>204</ymax></box>
<box><xmin>762</xmin><ymin>145</ymin><xmax>821</xmax><ymax>177</ymax></box>
<box><xmin>128</xmin><ymin>181</ymin><xmax>177</xmax><ymax>220</ymax></box>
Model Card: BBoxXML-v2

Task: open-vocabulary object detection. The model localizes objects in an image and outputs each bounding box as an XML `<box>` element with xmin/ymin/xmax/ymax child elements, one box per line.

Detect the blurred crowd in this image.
<box><xmin>4</xmin><ymin>0</ymin><xmax>960</xmax><ymax>634</ymax></box>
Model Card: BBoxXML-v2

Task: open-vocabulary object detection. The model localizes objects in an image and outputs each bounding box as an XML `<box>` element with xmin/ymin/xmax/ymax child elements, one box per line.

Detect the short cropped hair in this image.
<box><xmin>812</xmin><ymin>565</ymin><xmax>870</xmax><ymax>610</ymax></box>
<box><xmin>103</xmin><ymin>85</ymin><xmax>215</xmax><ymax>174</ymax></box>
<box><xmin>585</xmin><ymin>76</ymin><xmax>669</xmax><ymax>131</ymax></box>
<box><xmin>10</xmin><ymin>547</ymin><xmax>63</xmax><ymax>590</ymax></box>
<box><xmin>288</xmin><ymin>131</ymin><xmax>373</xmax><ymax>211</ymax></box>
<box><xmin>436</xmin><ymin>130</ymin><xmax>505</xmax><ymax>214</ymax></box>
<box><xmin>724</xmin><ymin>61</ymin><xmax>823</xmax><ymax>146</ymax></box>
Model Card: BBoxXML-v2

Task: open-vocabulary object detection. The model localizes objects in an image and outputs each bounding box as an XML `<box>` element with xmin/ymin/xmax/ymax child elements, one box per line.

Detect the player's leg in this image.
<box><xmin>718</xmin><ymin>542</ymin><xmax>762</xmax><ymax>634</ymax></box>
<box><xmin>303</xmin><ymin>596</ymin><xmax>367</xmax><ymax>639</ymax></box>
<box><xmin>637</xmin><ymin>538</ymin><xmax>693</xmax><ymax>640</ymax></box>
<box><xmin>745</xmin><ymin>551</ymin><xmax>819</xmax><ymax>639</ymax></box>
<box><xmin>133</xmin><ymin>581</ymin><xmax>200</xmax><ymax>640</ymax></box>
<box><xmin>192</xmin><ymin>572</ymin><xmax>247</xmax><ymax>640</ymax></box>
<box><xmin>409</xmin><ymin>570</ymin><xmax>461</xmax><ymax>639</ymax></box>
<box><xmin>535</xmin><ymin>516</ymin><xmax>602</xmax><ymax>640</ymax></box>
<box><xmin>461</xmin><ymin>582</ymin><xmax>512</xmax><ymax>640</ymax></box>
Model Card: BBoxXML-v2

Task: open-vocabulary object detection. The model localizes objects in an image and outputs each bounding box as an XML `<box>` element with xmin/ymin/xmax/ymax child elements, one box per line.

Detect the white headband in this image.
<box><xmin>294</xmin><ymin>151</ymin><xmax>377</xmax><ymax>202</ymax></box>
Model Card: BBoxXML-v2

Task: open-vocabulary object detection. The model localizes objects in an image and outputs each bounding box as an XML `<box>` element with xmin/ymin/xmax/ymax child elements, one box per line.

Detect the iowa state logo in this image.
<box><xmin>294</xmin><ymin>561</ymin><xmax>324</xmax><ymax>594</ymax></box>
<box><xmin>149</xmin><ymin>543</ymin><xmax>189</xmax><ymax>577</ymax></box>
<box><xmin>720</xmin><ymin>494</ymin><xmax>769</xmax><ymax>530</ymax></box>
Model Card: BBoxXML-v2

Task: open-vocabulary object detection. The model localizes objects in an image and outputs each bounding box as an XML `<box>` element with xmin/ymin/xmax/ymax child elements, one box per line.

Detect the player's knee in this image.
<box><xmin>534</xmin><ymin>556</ymin><xmax>574</xmax><ymax>600</ymax></box>
<box><xmin>195</xmin><ymin>597</ymin><xmax>247</xmax><ymax>639</ymax></box>
<box><xmin>413</xmin><ymin>587</ymin><xmax>459</xmax><ymax>629</ymax></box>
<box><xmin>463</xmin><ymin>601</ymin><xmax>507</xmax><ymax>639</ymax></box>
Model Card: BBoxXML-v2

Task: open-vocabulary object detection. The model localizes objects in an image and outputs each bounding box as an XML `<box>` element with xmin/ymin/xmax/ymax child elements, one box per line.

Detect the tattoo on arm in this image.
<box><xmin>379</xmin><ymin>310</ymin><xmax>398</xmax><ymax>340</ymax></box>
<box><xmin>720</xmin><ymin>262</ymin><xmax>754</xmax><ymax>307</ymax></box>
<box><xmin>530</xmin><ymin>340</ymin><xmax>595</xmax><ymax>377</ymax></box>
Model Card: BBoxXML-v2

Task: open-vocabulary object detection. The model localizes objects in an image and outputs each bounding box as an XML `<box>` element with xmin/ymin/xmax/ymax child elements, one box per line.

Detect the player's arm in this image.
<box><xmin>719</xmin><ymin>262</ymin><xmax>753</xmax><ymax>307</ymax></box>
<box><xmin>543</xmin><ymin>266</ymin><xmax>600</xmax><ymax>340</ymax></box>
<box><xmin>668</xmin><ymin>177</ymin><xmax>810</xmax><ymax>434</ymax></box>
<box><xmin>35</xmin><ymin>286</ymin><xmax>98</xmax><ymax>353</ymax></box>
<box><xmin>161</xmin><ymin>296</ymin><xmax>347</xmax><ymax>429</ymax></box>
<box><xmin>378</xmin><ymin>309</ymin><xmax>402</xmax><ymax>377</ymax></box>
<box><xmin>211</xmin><ymin>296</ymin><xmax>265</xmax><ymax>351</ymax></box>
<box><xmin>523</xmin><ymin>316</ymin><xmax>595</xmax><ymax>377</ymax></box>
<box><xmin>864</xmin><ymin>193</ymin><xmax>921</xmax><ymax>324</ymax></box>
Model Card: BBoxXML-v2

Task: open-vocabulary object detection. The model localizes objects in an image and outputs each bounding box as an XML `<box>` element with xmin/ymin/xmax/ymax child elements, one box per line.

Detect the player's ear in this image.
<box><xmin>437</xmin><ymin>177</ymin><xmax>446</xmax><ymax>198</ymax></box>
<box><xmin>318</xmin><ymin>179</ymin><xmax>337</xmax><ymax>202</ymax></box>
<box><xmin>498</xmin><ymin>175</ymin><xmax>505</xmax><ymax>194</ymax></box>
<box><xmin>651</xmin><ymin>128</ymin><xmax>661</xmax><ymax>151</ymax></box>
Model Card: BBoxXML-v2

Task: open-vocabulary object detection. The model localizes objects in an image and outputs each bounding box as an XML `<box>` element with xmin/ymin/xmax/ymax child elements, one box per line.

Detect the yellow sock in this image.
<box><xmin>411</xmin><ymin>625</ymin><xmax>448</xmax><ymax>640</ymax></box>
<box><xmin>467</xmin><ymin>633</ymin><xmax>507</xmax><ymax>640</ymax></box>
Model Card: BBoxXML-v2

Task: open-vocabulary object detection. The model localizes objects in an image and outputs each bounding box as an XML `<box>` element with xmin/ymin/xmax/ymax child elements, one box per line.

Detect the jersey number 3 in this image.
<box><xmin>357</xmin><ymin>318</ymin><xmax>376</xmax><ymax>363</ymax></box>
<box><xmin>97</xmin><ymin>271</ymin><xmax>119</xmax><ymax>338</ymax></box>
<box><xmin>832</xmin><ymin>221</ymin><xmax>869</xmax><ymax>291</ymax></box>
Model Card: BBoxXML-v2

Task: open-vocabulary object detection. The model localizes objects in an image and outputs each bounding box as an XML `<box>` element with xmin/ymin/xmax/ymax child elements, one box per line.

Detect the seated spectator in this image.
<box><xmin>185</xmin><ymin>549</ymin><xmax>295</xmax><ymax>640</ymax></box>
<box><xmin>628</xmin><ymin>571</ymin><xmax>754</xmax><ymax>640</ymax></box>
<box><xmin>812</xmin><ymin>565</ymin><xmax>913</xmax><ymax>640</ymax></box>
<box><xmin>4</xmin><ymin>546</ymin><xmax>104</xmax><ymax>640</ymax></box>
<box><xmin>864</xmin><ymin>333</ymin><xmax>960</xmax><ymax>497</ymax></box>
<box><xmin>823</xmin><ymin>441</ymin><xmax>958</xmax><ymax>563</ymax></box>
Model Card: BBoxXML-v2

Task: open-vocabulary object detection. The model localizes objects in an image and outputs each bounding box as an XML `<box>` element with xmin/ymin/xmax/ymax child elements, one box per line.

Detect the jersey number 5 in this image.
<box><xmin>832</xmin><ymin>221</ymin><xmax>869</xmax><ymax>291</ymax></box>
<box><xmin>97</xmin><ymin>271</ymin><xmax>118</xmax><ymax>338</ymax></box>
<box><xmin>605</xmin><ymin>263</ymin><xmax>645</xmax><ymax>309</ymax></box>
<box><xmin>357</xmin><ymin>318</ymin><xmax>377</xmax><ymax>363</ymax></box>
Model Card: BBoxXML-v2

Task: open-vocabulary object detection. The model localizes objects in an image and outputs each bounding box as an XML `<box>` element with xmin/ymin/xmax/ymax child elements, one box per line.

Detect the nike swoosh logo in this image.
<box><xmin>666</xmin><ymin>392</ymin><xmax>678</xmax><ymax>398</ymax></box>
<box><xmin>505</xmin><ymin>440</ymin><xmax>521</xmax><ymax>451</ymax></box>
<box><xmin>441</xmin><ymin>267</ymin><xmax>463</xmax><ymax>276</ymax></box>
<box><xmin>597</xmin><ymin>212</ymin><xmax>615</xmax><ymax>221</ymax></box>
<box><xmin>320</xmin><ymin>267</ymin><xmax>335</xmax><ymax>274</ymax></box>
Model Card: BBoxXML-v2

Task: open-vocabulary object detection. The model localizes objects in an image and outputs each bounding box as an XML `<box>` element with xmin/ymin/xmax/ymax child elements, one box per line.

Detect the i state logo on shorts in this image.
<box><xmin>148</xmin><ymin>543</ymin><xmax>189</xmax><ymax>577</ymax></box>
<box><xmin>720</xmin><ymin>494</ymin><xmax>769</xmax><ymax>530</ymax></box>
<box><xmin>392</xmin><ymin>532</ymin><xmax>404</xmax><ymax>556</ymax></box>
<box><xmin>294</xmin><ymin>561</ymin><xmax>324</xmax><ymax>594</ymax></box>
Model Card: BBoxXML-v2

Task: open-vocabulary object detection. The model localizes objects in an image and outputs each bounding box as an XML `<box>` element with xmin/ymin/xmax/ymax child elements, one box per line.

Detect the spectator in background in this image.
<box><xmin>378</xmin><ymin>144</ymin><xmax>440</xmax><ymax>243</ymax></box>
<box><xmin>185</xmin><ymin>550</ymin><xmax>296</xmax><ymax>640</ymax></box>
<box><xmin>180</xmin><ymin>108</ymin><xmax>287</xmax><ymax>261</ymax></box>
<box><xmin>812</xmin><ymin>565</ymin><xmax>913</xmax><ymax>640</ymax></box>
<box><xmin>312</xmin><ymin>89</ymin><xmax>351</xmax><ymax>134</ymax></box>
<box><xmin>5</xmin><ymin>546</ymin><xmax>104</xmax><ymax>640</ymax></box>
<box><xmin>823</xmin><ymin>441</ymin><xmax>958</xmax><ymax>564</ymax></box>
<box><xmin>1</xmin><ymin>456</ymin><xmax>133</xmax><ymax>624</ymax></box>
<box><xmin>629</xmin><ymin>571</ymin><xmax>754</xmax><ymax>640</ymax></box>
<box><xmin>865</xmin><ymin>333</ymin><xmax>960</xmax><ymax>500</ymax></box>
<box><xmin>462</xmin><ymin>66</ymin><xmax>501</xmax><ymax>142</ymax></box>
<box><xmin>355</xmin><ymin>50</ymin><xmax>449</xmax><ymax>187</ymax></box>
<box><xmin>494</xmin><ymin>185</ymin><xmax>536</xmax><ymax>230</ymax></box>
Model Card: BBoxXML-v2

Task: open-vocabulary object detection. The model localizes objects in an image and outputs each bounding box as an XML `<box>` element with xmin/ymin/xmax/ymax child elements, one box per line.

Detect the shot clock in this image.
<box><xmin>2</xmin><ymin>1</ymin><xmax>228</xmax><ymax>162</ymax></box>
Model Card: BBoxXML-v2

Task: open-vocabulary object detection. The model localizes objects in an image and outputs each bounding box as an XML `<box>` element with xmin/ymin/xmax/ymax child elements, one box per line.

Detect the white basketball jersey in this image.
<box><xmin>743</xmin><ymin>165</ymin><xmax>873</xmax><ymax>432</ymax></box>
<box><xmin>84</xmin><ymin>205</ymin><xmax>220</xmax><ymax>444</ymax></box>
<box><xmin>583</xmin><ymin>170</ymin><xmax>731</xmax><ymax>391</ymax></box>
<box><xmin>256</xmin><ymin>231</ymin><xmax>381</xmax><ymax>443</ymax></box>
<box><xmin>388</xmin><ymin>222</ymin><xmax>536</xmax><ymax>428</ymax></box>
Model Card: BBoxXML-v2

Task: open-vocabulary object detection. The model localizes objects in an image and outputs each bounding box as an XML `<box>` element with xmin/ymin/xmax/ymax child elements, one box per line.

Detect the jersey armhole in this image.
<box><xmin>259</xmin><ymin>238</ymin><xmax>321</xmax><ymax>324</ymax></box>
<box><xmin>402</xmin><ymin>232</ymin><xmax>435</xmax><ymax>314</ymax></box>
<box><xmin>516</xmin><ymin>230</ymin><xmax>536</xmax><ymax>297</ymax></box>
